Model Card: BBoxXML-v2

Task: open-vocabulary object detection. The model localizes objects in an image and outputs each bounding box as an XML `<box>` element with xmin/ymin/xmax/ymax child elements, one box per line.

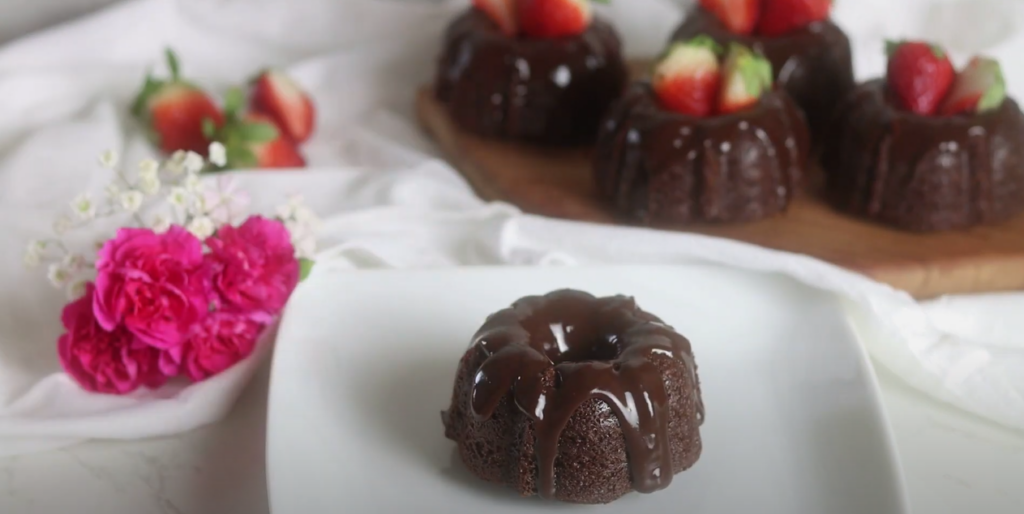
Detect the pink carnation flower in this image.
<box><xmin>181</xmin><ymin>310</ymin><xmax>264</xmax><ymax>381</ymax></box>
<box><xmin>58</xmin><ymin>284</ymin><xmax>167</xmax><ymax>395</ymax></box>
<box><xmin>94</xmin><ymin>226</ymin><xmax>209</xmax><ymax>349</ymax></box>
<box><xmin>205</xmin><ymin>216</ymin><xmax>299</xmax><ymax>319</ymax></box>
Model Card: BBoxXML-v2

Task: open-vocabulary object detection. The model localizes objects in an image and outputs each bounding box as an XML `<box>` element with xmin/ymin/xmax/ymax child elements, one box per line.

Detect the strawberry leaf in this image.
<box><xmin>223</xmin><ymin>87</ymin><xmax>245</xmax><ymax>118</ymax></box>
<box><xmin>688</xmin><ymin>35</ymin><xmax>724</xmax><ymax>56</ymax></box>
<box><xmin>226</xmin><ymin>144</ymin><xmax>258</xmax><ymax>169</ymax></box>
<box><xmin>201</xmin><ymin>117</ymin><xmax>218</xmax><ymax>139</ymax></box>
<box><xmin>299</xmin><ymin>258</ymin><xmax>315</xmax><ymax>281</ymax></box>
<box><xmin>165</xmin><ymin>48</ymin><xmax>180</xmax><ymax>81</ymax></box>
<box><xmin>239</xmin><ymin>122</ymin><xmax>279</xmax><ymax>143</ymax></box>
<box><xmin>130</xmin><ymin>74</ymin><xmax>162</xmax><ymax>119</ymax></box>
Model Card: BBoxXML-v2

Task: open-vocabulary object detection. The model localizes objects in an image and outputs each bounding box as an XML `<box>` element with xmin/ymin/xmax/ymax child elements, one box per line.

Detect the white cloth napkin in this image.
<box><xmin>1</xmin><ymin>0</ymin><xmax>1023</xmax><ymax>457</ymax></box>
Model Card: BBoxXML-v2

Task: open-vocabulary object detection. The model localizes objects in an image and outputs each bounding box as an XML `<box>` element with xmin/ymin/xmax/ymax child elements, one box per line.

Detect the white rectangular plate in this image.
<box><xmin>267</xmin><ymin>264</ymin><xmax>910</xmax><ymax>513</ymax></box>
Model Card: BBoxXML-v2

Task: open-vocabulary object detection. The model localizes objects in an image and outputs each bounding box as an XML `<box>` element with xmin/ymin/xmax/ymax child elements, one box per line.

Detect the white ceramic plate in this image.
<box><xmin>266</xmin><ymin>265</ymin><xmax>910</xmax><ymax>514</ymax></box>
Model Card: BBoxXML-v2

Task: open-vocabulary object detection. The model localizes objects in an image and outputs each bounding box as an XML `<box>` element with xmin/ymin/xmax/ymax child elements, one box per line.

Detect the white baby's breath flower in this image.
<box><xmin>138</xmin><ymin>158</ymin><xmax>159</xmax><ymax>177</ymax></box>
<box><xmin>70</xmin><ymin>193</ymin><xmax>96</xmax><ymax>220</ymax></box>
<box><xmin>275</xmin><ymin>203</ymin><xmax>294</xmax><ymax>220</ymax></box>
<box><xmin>168</xmin><ymin>187</ymin><xmax>190</xmax><ymax>208</ymax></box>
<box><xmin>150</xmin><ymin>213</ymin><xmax>171</xmax><ymax>233</ymax></box>
<box><xmin>97</xmin><ymin>149</ymin><xmax>119</xmax><ymax>169</ymax></box>
<box><xmin>47</xmin><ymin>263</ymin><xmax>70</xmax><ymax>288</ymax></box>
<box><xmin>183</xmin><ymin>173</ymin><xmax>203</xmax><ymax>193</ymax></box>
<box><xmin>53</xmin><ymin>215</ymin><xmax>72</xmax><ymax>235</ymax></box>
<box><xmin>119</xmin><ymin>190</ymin><xmax>145</xmax><ymax>213</ymax></box>
<box><xmin>186</xmin><ymin>216</ymin><xmax>215</xmax><ymax>239</ymax></box>
<box><xmin>165</xmin><ymin>150</ymin><xmax>188</xmax><ymax>175</ymax></box>
<box><xmin>61</xmin><ymin>253</ymin><xmax>87</xmax><ymax>272</ymax></box>
<box><xmin>294</xmin><ymin>234</ymin><xmax>317</xmax><ymax>260</ymax></box>
<box><xmin>23</xmin><ymin>240</ymin><xmax>44</xmax><ymax>269</ymax></box>
<box><xmin>104</xmin><ymin>183</ymin><xmax>121</xmax><ymax>202</ymax></box>
<box><xmin>66</xmin><ymin>280</ymin><xmax>88</xmax><ymax>300</ymax></box>
<box><xmin>139</xmin><ymin>174</ymin><xmax>161</xmax><ymax>196</ymax></box>
<box><xmin>208</xmin><ymin>142</ymin><xmax>227</xmax><ymax>167</ymax></box>
<box><xmin>182</xmin><ymin>151</ymin><xmax>205</xmax><ymax>174</ymax></box>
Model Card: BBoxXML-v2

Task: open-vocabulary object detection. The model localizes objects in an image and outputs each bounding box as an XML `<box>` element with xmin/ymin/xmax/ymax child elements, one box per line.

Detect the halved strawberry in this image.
<box><xmin>652</xmin><ymin>36</ymin><xmax>724</xmax><ymax>117</ymax></box>
<box><xmin>717</xmin><ymin>43</ymin><xmax>774</xmax><ymax>114</ymax></box>
<box><xmin>886</xmin><ymin>40</ymin><xmax>955</xmax><ymax>115</ymax></box>
<box><xmin>518</xmin><ymin>0</ymin><xmax>592</xmax><ymax>39</ymax></box>
<box><xmin>700</xmin><ymin>0</ymin><xmax>761</xmax><ymax>36</ymax></box>
<box><xmin>473</xmin><ymin>0</ymin><xmax>518</xmax><ymax>35</ymax></box>
<box><xmin>250</xmin><ymin>69</ymin><xmax>316</xmax><ymax>144</ymax></box>
<box><xmin>757</xmin><ymin>0</ymin><xmax>832</xmax><ymax>37</ymax></box>
<box><xmin>940</xmin><ymin>57</ymin><xmax>1006</xmax><ymax>116</ymax></box>
<box><xmin>132</xmin><ymin>49</ymin><xmax>224</xmax><ymax>156</ymax></box>
<box><xmin>206</xmin><ymin>89</ymin><xmax>306</xmax><ymax>170</ymax></box>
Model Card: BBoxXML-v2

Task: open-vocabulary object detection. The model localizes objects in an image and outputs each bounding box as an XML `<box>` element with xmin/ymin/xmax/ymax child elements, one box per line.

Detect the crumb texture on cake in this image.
<box><xmin>593</xmin><ymin>82</ymin><xmax>809</xmax><ymax>225</ymax></box>
<box><xmin>442</xmin><ymin>289</ymin><xmax>704</xmax><ymax>504</ymax></box>
<box><xmin>434</xmin><ymin>10</ymin><xmax>628</xmax><ymax>146</ymax></box>
<box><xmin>823</xmin><ymin>79</ymin><xmax>1024</xmax><ymax>232</ymax></box>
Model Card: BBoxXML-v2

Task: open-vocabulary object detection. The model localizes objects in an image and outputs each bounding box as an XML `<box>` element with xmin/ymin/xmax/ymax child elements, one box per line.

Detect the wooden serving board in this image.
<box><xmin>415</xmin><ymin>86</ymin><xmax>1024</xmax><ymax>300</ymax></box>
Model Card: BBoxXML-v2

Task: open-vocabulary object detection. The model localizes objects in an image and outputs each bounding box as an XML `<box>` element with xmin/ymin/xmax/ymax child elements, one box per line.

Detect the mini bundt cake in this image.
<box><xmin>434</xmin><ymin>2</ymin><xmax>628</xmax><ymax>146</ymax></box>
<box><xmin>671</xmin><ymin>0</ymin><xmax>854</xmax><ymax>136</ymax></box>
<box><xmin>441</xmin><ymin>289</ymin><xmax>704</xmax><ymax>504</ymax></box>
<box><xmin>824</xmin><ymin>42</ymin><xmax>1024</xmax><ymax>232</ymax></box>
<box><xmin>593</xmin><ymin>39</ymin><xmax>810</xmax><ymax>225</ymax></box>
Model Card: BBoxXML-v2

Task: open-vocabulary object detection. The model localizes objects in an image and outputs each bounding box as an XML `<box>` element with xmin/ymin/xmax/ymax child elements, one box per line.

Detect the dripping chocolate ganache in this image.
<box><xmin>441</xmin><ymin>289</ymin><xmax>704</xmax><ymax>504</ymax></box>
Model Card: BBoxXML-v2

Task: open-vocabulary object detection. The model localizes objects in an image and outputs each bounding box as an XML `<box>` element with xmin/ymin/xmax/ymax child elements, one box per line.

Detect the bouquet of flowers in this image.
<box><xmin>23</xmin><ymin>145</ymin><xmax>318</xmax><ymax>394</ymax></box>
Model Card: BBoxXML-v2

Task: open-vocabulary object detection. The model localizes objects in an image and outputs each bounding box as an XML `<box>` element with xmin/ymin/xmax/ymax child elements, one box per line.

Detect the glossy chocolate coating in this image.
<box><xmin>435</xmin><ymin>10</ymin><xmax>628</xmax><ymax>146</ymax></box>
<box><xmin>823</xmin><ymin>80</ymin><xmax>1024</xmax><ymax>232</ymax></box>
<box><xmin>671</xmin><ymin>7</ymin><xmax>854</xmax><ymax>137</ymax></box>
<box><xmin>442</xmin><ymin>290</ymin><xmax>704</xmax><ymax>504</ymax></box>
<box><xmin>593</xmin><ymin>82</ymin><xmax>809</xmax><ymax>225</ymax></box>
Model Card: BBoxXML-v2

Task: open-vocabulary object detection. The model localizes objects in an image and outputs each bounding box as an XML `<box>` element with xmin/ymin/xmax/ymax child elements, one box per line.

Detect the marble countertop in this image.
<box><xmin>1</xmin><ymin>360</ymin><xmax>1022</xmax><ymax>514</ymax></box>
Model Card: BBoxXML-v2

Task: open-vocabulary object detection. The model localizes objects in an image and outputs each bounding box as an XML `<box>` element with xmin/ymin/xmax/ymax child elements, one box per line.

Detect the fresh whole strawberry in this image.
<box><xmin>250</xmin><ymin>69</ymin><xmax>316</xmax><ymax>144</ymax></box>
<box><xmin>518</xmin><ymin>0</ymin><xmax>593</xmax><ymax>39</ymax></box>
<box><xmin>132</xmin><ymin>49</ymin><xmax>224</xmax><ymax>156</ymax></box>
<box><xmin>757</xmin><ymin>0</ymin><xmax>832</xmax><ymax>37</ymax></box>
<box><xmin>700</xmin><ymin>0</ymin><xmax>761</xmax><ymax>36</ymax></box>
<box><xmin>206</xmin><ymin>89</ymin><xmax>305</xmax><ymax>170</ymax></box>
<box><xmin>653</xmin><ymin>36</ymin><xmax>723</xmax><ymax>117</ymax></box>
<box><xmin>718</xmin><ymin>43</ymin><xmax>774</xmax><ymax>114</ymax></box>
<box><xmin>886</xmin><ymin>40</ymin><xmax>955</xmax><ymax>115</ymax></box>
<box><xmin>940</xmin><ymin>57</ymin><xmax>1007</xmax><ymax>116</ymax></box>
<box><xmin>473</xmin><ymin>0</ymin><xmax>519</xmax><ymax>35</ymax></box>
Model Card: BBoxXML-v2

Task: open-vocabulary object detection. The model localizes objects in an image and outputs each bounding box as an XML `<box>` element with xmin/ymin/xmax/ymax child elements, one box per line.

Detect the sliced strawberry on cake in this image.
<box><xmin>518</xmin><ymin>0</ymin><xmax>593</xmax><ymax>39</ymax></box>
<box><xmin>653</xmin><ymin>36</ymin><xmax>724</xmax><ymax>117</ymax></box>
<box><xmin>699</xmin><ymin>0</ymin><xmax>761</xmax><ymax>35</ymax></box>
<box><xmin>757</xmin><ymin>0</ymin><xmax>832</xmax><ymax>37</ymax></box>
<box><xmin>885</xmin><ymin>40</ymin><xmax>955</xmax><ymax>115</ymax></box>
<box><xmin>717</xmin><ymin>43</ymin><xmax>774</xmax><ymax>114</ymax></box>
<box><xmin>940</xmin><ymin>57</ymin><xmax>1007</xmax><ymax>116</ymax></box>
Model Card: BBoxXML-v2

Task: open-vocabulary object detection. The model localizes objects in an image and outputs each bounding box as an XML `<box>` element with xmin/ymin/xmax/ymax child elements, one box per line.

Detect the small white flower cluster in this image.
<box><xmin>276</xmin><ymin>194</ymin><xmax>320</xmax><ymax>260</ymax></box>
<box><xmin>25</xmin><ymin>142</ymin><xmax>320</xmax><ymax>297</ymax></box>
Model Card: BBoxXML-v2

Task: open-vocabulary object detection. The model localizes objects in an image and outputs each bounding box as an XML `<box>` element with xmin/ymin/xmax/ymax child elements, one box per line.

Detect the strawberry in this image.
<box><xmin>652</xmin><ymin>36</ymin><xmax>724</xmax><ymax>117</ymax></box>
<box><xmin>940</xmin><ymin>57</ymin><xmax>1007</xmax><ymax>116</ymax></box>
<box><xmin>757</xmin><ymin>0</ymin><xmax>832</xmax><ymax>37</ymax></box>
<box><xmin>473</xmin><ymin>0</ymin><xmax>518</xmax><ymax>35</ymax></box>
<box><xmin>886</xmin><ymin>40</ymin><xmax>955</xmax><ymax>115</ymax></box>
<box><xmin>518</xmin><ymin>0</ymin><xmax>592</xmax><ymax>39</ymax></box>
<box><xmin>250</xmin><ymin>69</ymin><xmax>316</xmax><ymax>144</ymax></box>
<box><xmin>132</xmin><ymin>49</ymin><xmax>224</xmax><ymax>156</ymax></box>
<box><xmin>699</xmin><ymin>0</ymin><xmax>761</xmax><ymax>36</ymax></box>
<box><xmin>205</xmin><ymin>89</ymin><xmax>306</xmax><ymax>170</ymax></box>
<box><xmin>717</xmin><ymin>43</ymin><xmax>774</xmax><ymax>114</ymax></box>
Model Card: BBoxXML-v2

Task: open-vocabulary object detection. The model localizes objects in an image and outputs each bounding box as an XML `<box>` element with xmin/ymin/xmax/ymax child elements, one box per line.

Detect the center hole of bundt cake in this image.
<box><xmin>540</xmin><ymin>321</ymin><xmax>621</xmax><ymax>364</ymax></box>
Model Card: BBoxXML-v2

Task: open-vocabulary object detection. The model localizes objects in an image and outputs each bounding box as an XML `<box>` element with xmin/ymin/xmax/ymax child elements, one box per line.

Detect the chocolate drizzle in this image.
<box><xmin>462</xmin><ymin>290</ymin><xmax>702</xmax><ymax>499</ymax></box>
<box><xmin>671</xmin><ymin>7</ymin><xmax>854</xmax><ymax>138</ymax></box>
<box><xmin>593</xmin><ymin>82</ymin><xmax>809</xmax><ymax>225</ymax></box>
<box><xmin>435</xmin><ymin>10</ymin><xmax>628</xmax><ymax>145</ymax></box>
<box><xmin>823</xmin><ymin>80</ymin><xmax>1024</xmax><ymax>231</ymax></box>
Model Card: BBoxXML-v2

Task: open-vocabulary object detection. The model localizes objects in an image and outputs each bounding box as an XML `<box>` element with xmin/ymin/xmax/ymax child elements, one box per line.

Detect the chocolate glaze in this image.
<box><xmin>593</xmin><ymin>82</ymin><xmax>809</xmax><ymax>225</ymax></box>
<box><xmin>442</xmin><ymin>290</ymin><xmax>704</xmax><ymax>503</ymax></box>
<box><xmin>823</xmin><ymin>80</ymin><xmax>1024</xmax><ymax>232</ymax></box>
<box><xmin>671</xmin><ymin>7</ymin><xmax>854</xmax><ymax>138</ymax></box>
<box><xmin>435</xmin><ymin>10</ymin><xmax>628</xmax><ymax>146</ymax></box>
